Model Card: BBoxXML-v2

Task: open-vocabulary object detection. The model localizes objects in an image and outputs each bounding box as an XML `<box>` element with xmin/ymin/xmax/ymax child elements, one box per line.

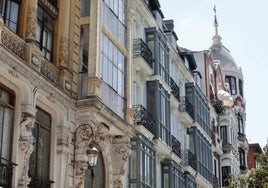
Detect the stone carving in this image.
<box><xmin>74</xmin><ymin>122</ymin><xmax>109</xmax><ymax>187</ymax></box>
<box><xmin>26</xmin><ymin>6</ymin><xmax>37</xmax><ymax>40</ymax></box>
<box><xmin>18</xmin><ymin>113</ymin><xmax>35</xmax><ymax>187</ymax></box>
<box><xmin>1</xmin><ymin>26</ymin><xmax>25</xmax><ymax>59</ymax></box>
<box><xmin>31</xmin><ymin>54</ymin><xmax>41</xmax><ymax>67</ymax></box>
<box><xmin>59</xmin><ymin>37</ymin><xmax>69</xmax><ymax>67</ymax></box>
<box><xmin>111</xmin><ymin>137</ymin><xmax>131</xmax><ymax>188</ymax></box>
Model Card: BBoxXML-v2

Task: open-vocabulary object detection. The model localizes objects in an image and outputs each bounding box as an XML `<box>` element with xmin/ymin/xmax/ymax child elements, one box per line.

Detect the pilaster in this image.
<box><xmin>111</xmin><ymin>136</ymin><xmax>131</xmax><ymax>188</ymax></box>
<box><xmin>88</xmin><ymin>0</ymin><xmax>102</xmax><ymax>78</ymax></box>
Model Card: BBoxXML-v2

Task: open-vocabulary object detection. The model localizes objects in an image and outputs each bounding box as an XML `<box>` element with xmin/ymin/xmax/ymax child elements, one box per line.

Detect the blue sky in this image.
<box><xmin>159</xmin><ymin>0</ymin><xmax>268</xmax><ymax>147</ymax></box>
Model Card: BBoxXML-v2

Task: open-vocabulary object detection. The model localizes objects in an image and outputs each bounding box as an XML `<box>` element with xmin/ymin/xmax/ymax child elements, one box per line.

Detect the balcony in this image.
<box><xmin>133</xmin><ymin>104</ymin><xmax>156</xmax><ymax>135</ymax></box>
<box><xmin>210</xmin><ymin>129</ymin><xmax>216</xmax><ymax>146</ymax></box>
<box><xmin>0</xmin><ymin>22</ymin><xmax>60</xmax><ymax>87</ymax></box>
<box><xmin>1</xmin><ymin>24</ymin><xmax>26</xmax><ymax>60</ymax></box>
<box><xmin>212</xmin><ymin>175</ymin><xmax>220</xmax><ymax>188</ymax></box>
<box><xmin>181</xmin><ymin>149</ymin><xmax>196</xmax><ymax>170</ymax></box>
<box><xmin>171</xmin><ymin>135</ymin><xmax>181</xmax><ymax>158</ymax></box>
<box><xmin>179</xmin><ymin>96</ymin><xmax>194</xmax><ymax>118</ymax></box>
<box><xmin>170</xmin><ymin>77</ymin><xmax>180</xmax><ymax>102</ymax></box>
<box><xmin>133</xmin><ymin>38</ymin><xmax>153</xmax><ymax>69</ymax></box>
<box><xmin>0</xmin><ymin>158</ymin><xmax>17</xmax><ymax>188</ymax></box>
<box><xmin>28</xmin><ymin>175</ymin><xmax>54</xmax><ymax>188</ymax></box>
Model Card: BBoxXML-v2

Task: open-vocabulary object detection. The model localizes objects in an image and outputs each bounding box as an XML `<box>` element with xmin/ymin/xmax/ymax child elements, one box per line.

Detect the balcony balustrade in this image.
<box><xmin>212</xmin><ymin>175</ymin><xmax>220</xmax><ymax>188</ymax></box>
<box><xmin>181</xmin><ymin>149</ymin><xmax>196</xmax><ymax>170</ymax></box>
<box><xmin>171</xmin><ymin>135</ymin><xmax>181</xmax><ymax>158</ymax></box>
<box><xmin>28</xmin><ymin>175</ymin><xmax>54</xmax><ymax>188</ymax></box>
<box><xmin>133</xmin><ymin>38</ymin><xmax>153</xmax><ymax>68</ymax></box>
<box><xmin>1</xmin><ymin>26</ymin><xmax>25</xmax><ymax>60</ymax></box>
<box><xmin>0</xmin><ymin>158</ymin><xmax>17</xmax><ymax>188</ymax></box>
<box><xmin>170</xmin><ymin>77</ymin><xmax>180</xmax><ymax>102</ymax></box>
<box><xmin>179</xmin><ymin>96</ymin><xmax>194</xmax><ymax>118</ymax></box>
<box><xmin>0</xmin><ymin>23</ymin><xmax>61</xmax><ymax>86</ymax></box>
<box><xmin>133</xmin><ymin>104</ymin><xmax>156</xmax><ymax>135</ymax></box>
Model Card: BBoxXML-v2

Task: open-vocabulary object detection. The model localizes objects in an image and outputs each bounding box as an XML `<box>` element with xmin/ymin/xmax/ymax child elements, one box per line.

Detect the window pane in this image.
<box><xmin>2</xmin><ymin>108</ymin><xmax>12</xmax><ymax>159</ymax></box>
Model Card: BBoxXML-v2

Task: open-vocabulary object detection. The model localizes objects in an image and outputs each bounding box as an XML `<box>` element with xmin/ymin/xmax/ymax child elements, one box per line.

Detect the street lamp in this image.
<box><xmin>87</xmin><ymin>146</ymin><xmax>99</xmax><ymax>168</ymax></box>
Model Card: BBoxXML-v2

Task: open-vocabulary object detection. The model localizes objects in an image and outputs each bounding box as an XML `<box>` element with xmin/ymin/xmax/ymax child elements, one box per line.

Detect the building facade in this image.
<box><xmin>0</xmin><ymin>0</ymin><xmax>247</xmax><ymax>187</ymax></box>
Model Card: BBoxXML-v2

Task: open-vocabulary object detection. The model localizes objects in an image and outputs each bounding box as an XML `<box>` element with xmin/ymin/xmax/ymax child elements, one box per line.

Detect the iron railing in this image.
<box><xmin>28</xmin><ymin>175</ymin><xmax>54</xmax><ymax>188</ymax></box>
<box><xmin>170</xmin><ymin>77</ymin><xmax>180</xmax><ymax>102</ymax></box>
<box><xmin>179</xmin><ymin>96</ymin><xmax>194</xmax><ymax>118</ymax></box>
<box><xmin>212</xmin><ymin>175</ymin><xmax>220</xmax><ymax>188</ymax></box>
<box><xmin>133</xmin><ymin>104</ymin><xmax>156</xmax><ymax>135</ymax></box>
<box><xmin>133</xmin><ymin>38</ymin><xmax>153</xmax><ymax>68</ymax></box>
<box><xmin>0</xmin><ymin>158</ymin><xmax>17</xmax><ymax>188</ymax></box>
<box><xmin>171</xmin><ymin>135</ymin><xmax>181</xmax><ymax>158</ymax></box>
<box><xmin>181</xmin><ymin>149</ymin><xmax>196</xmax><ymax>170</ymax></box>
<box><xmin>210</xmin><ymin>129</ymin><xmax>216</xmax><ymax>146</ymax></box>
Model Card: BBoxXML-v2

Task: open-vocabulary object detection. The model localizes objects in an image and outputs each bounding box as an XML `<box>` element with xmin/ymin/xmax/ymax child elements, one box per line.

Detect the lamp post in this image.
<box><xmin>87</xmin><ymin>146</ymin><xmax>99</xmax><ymax>188</ymax></box>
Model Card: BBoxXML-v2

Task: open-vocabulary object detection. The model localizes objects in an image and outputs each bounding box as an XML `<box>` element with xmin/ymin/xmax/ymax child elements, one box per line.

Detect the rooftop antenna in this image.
<box><xmin>213</xmin><ymin>5</ymin><xmax>219</xmax><ymax>36</ymax></box>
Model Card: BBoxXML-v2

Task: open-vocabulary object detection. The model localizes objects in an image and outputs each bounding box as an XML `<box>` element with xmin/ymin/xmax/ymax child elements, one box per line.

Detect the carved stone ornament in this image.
<box><xmin>111</xmin><ymin>137</ymin><xmax>131</xmax><ymax>188</ymax></box>
<box><xmin>18</xmin><ymin>114</ymin><xmax>35</xmax><ymax>187</ymax></box>
<box><xmin>74</xmin><ymin>122</ymin><xmax>109</xmax><ymax>187</ymax></box>
<box><xmin>26</xmin><ymin>7</ymin><xmax>37</xmax><ymax>40</ymax></box>
<box><xmin>59</xmin><ymin>37</ymin><xmax>69</xmax><ymax>67</ymax></box>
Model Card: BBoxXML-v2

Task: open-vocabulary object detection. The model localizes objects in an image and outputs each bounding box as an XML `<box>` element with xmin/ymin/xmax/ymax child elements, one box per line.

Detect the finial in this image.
<box><xmin>213</xmin><ymin>5</ymin><xmax>219</xmax><ymax>36</ymax></box>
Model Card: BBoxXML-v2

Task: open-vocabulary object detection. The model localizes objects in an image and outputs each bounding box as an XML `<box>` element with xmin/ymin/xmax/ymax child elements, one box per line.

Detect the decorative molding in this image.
<box><xmin>26</xmin><ymin>6</ymin><xmax>37</xmax><ymax>40</ymax></box>
<box><xmin>59</xmin><ymin>37</ymin><xmax>69</xmax><ymax>67</ymax></box>
<box><xmin>111</xmin><ymin>136</ymin><xmax>131</xmax><ymax>188</ymax></box>
<box><xmin>0</xmin><ymin>49</ymin><xmax>75</xmax><ymax>108</ymax></box>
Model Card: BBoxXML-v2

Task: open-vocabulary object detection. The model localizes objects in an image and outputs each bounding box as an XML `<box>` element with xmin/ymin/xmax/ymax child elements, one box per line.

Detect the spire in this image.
<box><xmin>212</xmin><ymin>5</ymin><xmax>222</xmax><ymax>45</ymax></box>
<box><xmin>213</xmin><ymin>5</ymin><xmax>218</xmax><ymax>36</ymax></box>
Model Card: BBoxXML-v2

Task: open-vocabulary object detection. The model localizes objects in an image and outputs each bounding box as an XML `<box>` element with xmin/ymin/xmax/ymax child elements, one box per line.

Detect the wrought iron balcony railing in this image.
<box><xmin>0</xmin><ymin>157</ymin><xmax>17</xmax><ymax>188</ymax></box>
<box><xmin>28</xmin><ymin>175</ymin><xmax>54</xmax><ymax>188</ymax></box>
<box><xmin>171</xmin><ymin>135</ymin><xmax>181</xmax><ymax>158</ymax></box>
<box><xmin>212</xmin><ymin>175</ymin><xmax>220</xmax><ymax>188</ymax></box>
<box><xmin>133</xmin><ymin>104</ymin><xmax>156</xmax><ymax>135</ymax></box>
<box><xmin>210</xmin><ymin>129</ymin><xmax>216</xmax><ymax>146</ymax></box>
<box><xmin>170</xmin><ymin>77</ymin><xmax>180</xmax><ymax>102</ymax></box>
<box><xmin>181</xmin><ymin>149</ymin><xmax>196</xmax><ymax>170</ymax></box>
<box><xmin>133</xmin><ymin>38</ymin><xmax>153</xmax><ymax>68</ymax></box>
<box><xmin>179</xmin><ymin>96</ymin><xmax>194</xmax><ymax>118</ymax></box>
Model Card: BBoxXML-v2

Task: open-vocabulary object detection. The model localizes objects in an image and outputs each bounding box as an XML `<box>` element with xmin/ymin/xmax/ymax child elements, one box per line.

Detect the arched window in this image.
<box><xmin>29</xmin><ymin>107</ymin><xmax>53</xmax><ymax>187</ymax></box>
<box><xmin>0</xmin><ymin>0</ymin><xmax>20</xmax><ymax>33</ymax></box>
<box><xmin>225</xmin><ymin>76</ymin><xmax>237</xmax><ymax>95</ymax></box>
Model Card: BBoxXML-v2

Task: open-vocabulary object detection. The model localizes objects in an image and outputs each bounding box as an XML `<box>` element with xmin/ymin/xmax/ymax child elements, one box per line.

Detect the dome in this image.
<box><xmin>210</xmin><ymin>35</ymin><xmax>240</xmax><ymax>74</ymax></box>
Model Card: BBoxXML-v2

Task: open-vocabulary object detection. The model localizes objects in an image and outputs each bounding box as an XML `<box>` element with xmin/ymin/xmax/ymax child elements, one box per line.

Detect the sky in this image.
<box><xmin>159</xmin><ymin>0</ymin><xmax>268</xmax><ymax>148</ymax></box>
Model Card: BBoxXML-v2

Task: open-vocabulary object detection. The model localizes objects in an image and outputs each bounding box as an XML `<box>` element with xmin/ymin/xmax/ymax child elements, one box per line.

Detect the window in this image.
<box><xmin>239</xmin><ymin>79</ymin><xmax>243</xmax><ymax>97</ymax></box>
<box><xmin>147</xmin><ymin>80</ymin><xmax>171</xmax><ymax>146</ymax></box>
<box><xmin>36</xmin><ymin>5</ymin><xmax>55</xmax><ymax>61</ymax></box>
<box><xmin>29</xmin><ymin>108</ymin><xmax>53</xmax><ymax>187</ymax></box>
<box><xmin>162</xmin><ymin>160</ymin><xmax>184</xmax><ymax>188</ymax></box>
<box><xmin>187</xmin><ymin>127</ymin><xmax>213</xmax><ymax>183</ymax></box>
<box><xmin>220</xmin><ymin>126</ymin><xmax>228</xmax><ymax>144</ymax></box>
<box><xmin>81</xmin><ymin>0</ymin><xmax>90</xmax><ymax>16</ymax></box>
<box><xmin>0</xmin><ymin>0</ymin><xmax>20</xmax><ymax>33</ymax></box>
<box><xmin>146</xmin><ymin>28</ymin><xmax>170</xmax><ymax>84</ymax></box>
<box><xmin>222</xmin><ymin>166</ymin><xmax>231</xmax><ymax>186</ymax></box>
<box><xmin>237</xmin><ymin>114</ymin><xmax>244</xmax><ymax>136</ymax></box>
<box><xmin>101</xmin><ymin>33</ymin><xmax>126</xmax><ymax>118</ymax></box>
<box><xmin>102</xmin><ymin>0</ymin><xmax>126</xmax><ymax>45</ymax></box>
<box><xmin>129</xmin><ymin>136</ymin><xmax>156</xmax><ymax>188</ymax></box>
<box><xmin>0</xmin><ymin>86</ymin><xmax>15</xmax><ymax>187</ymax></box>
<box><xmin>225</xmin><ymin>76</ymin><xmax>237</xmax><ymax>95</ymax></box>
<box><xmin>239</xmin><ymin>148</ymin><xmax>246</xmax><ymax>168</ymax></box>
